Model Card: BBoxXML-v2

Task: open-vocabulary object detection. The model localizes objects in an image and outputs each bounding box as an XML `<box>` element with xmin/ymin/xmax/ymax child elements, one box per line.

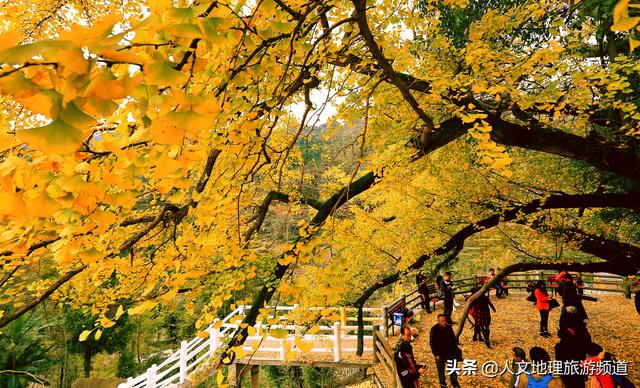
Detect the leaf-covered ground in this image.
<box><xmin>366</xmin><ymin>292</ymin><xmax>640</xmax><ymax>387</ymax></box>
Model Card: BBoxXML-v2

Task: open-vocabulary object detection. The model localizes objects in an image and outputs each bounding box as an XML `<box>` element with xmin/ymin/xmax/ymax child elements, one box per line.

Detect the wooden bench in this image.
<box><xmin>547</xmin><ymin>274</ymin><xmax>585</xmax><ymax>296</ymax></box>
<box><xmin>478</xmin><ymin>276</ymin><xmax>509</xmax><ymax>297</ymax></box>
<box><xmin>387</xmin><ymin>298</ymin><xmax>406</xmax><ymax>335</ymax></box>
<box><xmin>425</xmin><ymin>283</ymin><xmax>441</xmax><ymax>311</ymax></box>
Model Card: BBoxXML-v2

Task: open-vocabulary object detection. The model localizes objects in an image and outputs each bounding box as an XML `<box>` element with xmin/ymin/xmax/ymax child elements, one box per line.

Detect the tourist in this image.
<box><xmin>558</xmin><ymin>306</ymin><xmax>591</xmax><ymax>353</ymax></box>
<box><xmin>465</xmin><ymin>290</ymin><xmax>482</xmax><ymax>342</ymax></box>
<box><xmin>416</xmin><ymin>272</ymin><xmax>431</xmax><ymax>313</ymax></box>
<box><xmin>517</xmin><ymin>347</ymin><xmax>565</xmax><ymax>387</ymax></box>
<box><xmin>429</xmin><ymin>314</ymin><xmax>462</xmax><ymax>388</ymax></box>
<box><xmin>555</xmin><ymin>326</ymin><xmax>587</xmax><ymax>388</ymax></box>
<box><xmin>510</xmin><ymin>347</ymin><xmax>528</xmax><ymax>388</ymax></box>
<box><xmin>469</xmin><ymin>287</ymin><xmax>496</xmax><ymax>348</ymax></box>
<box><xmin>439</xmin><ymin>272</ymin><xmax>456</xmax><ymax>324</ymax></box>
<box><xmin>489</xmin><ymin>268</ymin><xmax>506</xmax><ymax>298</ymax></box>
<box><xmin>394</xmin><ymin>325</ymin><xmax>426</xmax><ymax>388</ymax></box>
<box><xmin>603</xmin><ymin>352</ymin><xmax>636</xmax><ymax>388</ymax></box>
<box><xmin>583</xmin><ymin>343</ymin><xmax>615</xmax><ymax>388</ymax></box>
<box><xmin>534</xmin><ymin>280</ymin><xmax>551</xmax><ymax>337</ymax></box>
<box><xmin>556</xmin><ymin>271</ymin><xmax>588</xmax><ymax>321</ymax></box>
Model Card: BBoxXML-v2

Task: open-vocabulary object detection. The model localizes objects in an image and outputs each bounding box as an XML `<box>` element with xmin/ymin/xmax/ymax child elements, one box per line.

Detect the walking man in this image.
<box><xmin>429</xmin><ymin>314</ymin><xmax>461</xmax><ymax>388</ymax></box>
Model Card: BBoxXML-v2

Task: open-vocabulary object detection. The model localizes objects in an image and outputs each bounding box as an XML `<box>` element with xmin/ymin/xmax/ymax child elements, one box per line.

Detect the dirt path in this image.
<box><xmin>399</xmin><ymin>292</ymin><xmax>640</xmax><ymax>387</ymax></box>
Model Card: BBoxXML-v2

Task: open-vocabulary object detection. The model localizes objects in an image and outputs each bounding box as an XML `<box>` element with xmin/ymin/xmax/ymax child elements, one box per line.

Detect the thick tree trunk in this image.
<box><xmin>83</xmin><ymin>347</ymin><xmax>92</xmax><ymax>378</ymax></box>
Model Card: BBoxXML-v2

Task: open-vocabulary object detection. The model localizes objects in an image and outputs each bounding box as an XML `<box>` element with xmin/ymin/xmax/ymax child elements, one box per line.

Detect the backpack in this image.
<box><xmin>527</xmin><ymin>374</ymin><xmax>553</xmax><ymax>388</ymax></box>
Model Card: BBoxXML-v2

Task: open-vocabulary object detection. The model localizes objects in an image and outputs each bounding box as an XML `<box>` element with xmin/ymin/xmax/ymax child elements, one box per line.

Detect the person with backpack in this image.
<box><xmin>603</xmin><ymin>352</ymin><xmax>636</xmax><ymax>388</ymax></box>
<box><xmin>517</xmin><ymin>347</ymin><xmax>565</xmax><ymax>388</ymax></box>
<box><xmin>394</xmin><ymin>325</ymin><xmax>426</xmax><ymax>387</ymax></box>
<box><xmin>583</xmin><ymin>343</ymin><xmax>616</xmax><ymax>388</ymax></box>
<box><xmin>534</xmin><ymin>280</ymin><xmax>552</xmax><ymax>337</ymax></box>
<box><xmin>510</xmin><ymin>347</ymin><xmax>529</xmax><ymax>388</ymax></box>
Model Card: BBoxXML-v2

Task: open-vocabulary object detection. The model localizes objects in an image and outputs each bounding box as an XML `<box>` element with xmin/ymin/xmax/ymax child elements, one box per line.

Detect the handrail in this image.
<box><xmin>120</xmin><ymin>304</ymin><xmax>381</xmax><ymax>387</ymax></box>
<box><xmin>372</xmin><ymin>327</ymin><xmax>400</xmax><ymax>388</ymax></box>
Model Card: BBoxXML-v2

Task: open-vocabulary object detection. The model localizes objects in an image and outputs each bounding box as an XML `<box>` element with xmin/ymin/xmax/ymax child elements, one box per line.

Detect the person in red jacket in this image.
<box><xmin>534</xmin><ymin>280</ymin><xmax>551</xmax><ymax>337</ymax></box>
<box><xmin>583</xmin><ymin>342</ymin><xmax>615</xmax><ymax>388</ymax></box>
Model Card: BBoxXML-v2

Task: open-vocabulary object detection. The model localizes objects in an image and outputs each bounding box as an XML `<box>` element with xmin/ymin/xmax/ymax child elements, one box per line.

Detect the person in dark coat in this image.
<box><xmin>557</xmin><ymin>271</ymin><xmax>588</xmax><ymax>321</ymax></box>
<box><xmin>429</xmin><ymin>314</ymin><xmax>461</xmax><ymax>388</ymax></box>
<box><xmin>439</xmin><ymin>272</ymin><xmax>456</xmax><ymax>324</ymax></box>
<box><xmin>559</xmin><ymin>307</ymin><xmax>591</xmax><ymax>345</ymax></box>
<box><xmin>555</xmin><ymin>325</ymin><xmax>587</xmax><ymax>388</ymax></box>
<box><xmin>416</xmin><ymin>272</ymin><xmax>431</xmax><ymax>313</ymax></box>
<box><xmin>469</xmin><ymin>287</ymin><xmax>496</xmax><ymax>348</ymax></box>
<box><xmin>394</xmin><ymin>325</ymin><xmax>426</xmax><ymax>387</ymax></box>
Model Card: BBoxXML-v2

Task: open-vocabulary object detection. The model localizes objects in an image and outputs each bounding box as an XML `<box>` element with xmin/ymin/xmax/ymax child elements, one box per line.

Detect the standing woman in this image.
<box><xmin>534</xmin><ymin>280</ymin><xmax>551</xmax><ymax>337</ymax></box>
<box><xmin>470</xmin><ymin>290</ymin><xmax>496</xmax><ymax>348</ymax></box>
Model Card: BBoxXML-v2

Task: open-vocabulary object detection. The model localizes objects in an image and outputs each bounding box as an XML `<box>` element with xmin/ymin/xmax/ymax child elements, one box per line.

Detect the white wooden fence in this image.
<box><xmin>118</xmin><ymin>305</ymin><xmax>382</xmax><ymax>388</ymax></box>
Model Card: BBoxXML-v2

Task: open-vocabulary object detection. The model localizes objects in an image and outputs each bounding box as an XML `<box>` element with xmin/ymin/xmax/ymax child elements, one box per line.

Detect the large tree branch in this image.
<box><xmin>351</xmin><ymin>0</ymin><xmax>435</xmax><ymax>134</ymax></box>
<box><xmin>489</xmin><ymin>117</ymin><xmax>640</xmax><ymax>182</ymax></box>
<box><xmin>350</xmin><ymin>191</ymin><xmax>640</xmax><ymax>353</ymax></box>
<box><xmin>454</xmin><ymin>260</ymin><xmax>637</xmax><ymax>338</ymax></box>
<box><xmin>244</xmin><ymin>190</ymin><xmax>323</xmax><ymax>242</ymax></box>
<box><xmin>218</xmin><ymin>170</ymin><xmax>381</xmax><ymax>365</ymax></box>
<box><xmin>0</xmin><ymin>265</ymin><xmax>86</xmax><ymax>328</ymax></box>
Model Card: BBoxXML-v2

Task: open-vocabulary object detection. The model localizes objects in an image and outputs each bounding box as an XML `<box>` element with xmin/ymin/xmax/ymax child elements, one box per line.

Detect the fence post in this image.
<box><xmin>372</xmin><ymin>326</ymin><xmax>380</xmax><ymax>364</ymax></box>
<box><xmin>146</xmin><ymin>364</ymin><xmax>157</xmax><ymax>388</ymax></box>
<box><xmin>210</xmin><ymin>325</ymin><xmax>220</xmax><ymax>353</ymax></box>
<box><xmin>279</xmin><ymin>338</ymin><xmax>286</xmax><ymax>361</ymax></box>
<box><xmin>179</xmin><ymin>340</ymin><xmax>188</xmax><ymax>383</ymax></box>
<box><xmin>381</xmin><ymin>307</ymin><xmax>389</xmax><ymax>338</ymax></box>
<box><xmin>333</xmin><ymin>321</ymin><xmax>342</xmax><ymax>362</ymax></box>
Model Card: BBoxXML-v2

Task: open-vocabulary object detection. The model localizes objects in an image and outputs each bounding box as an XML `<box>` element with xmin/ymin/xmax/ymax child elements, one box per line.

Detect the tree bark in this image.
<box><xmin>83</xmin><ymin>347</ymin><xmax>92</xmax><ymax>378</ymax></box>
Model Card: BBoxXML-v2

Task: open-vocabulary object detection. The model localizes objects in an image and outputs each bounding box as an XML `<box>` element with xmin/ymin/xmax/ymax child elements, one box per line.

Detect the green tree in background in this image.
<box><xmin>0</xmin><ymin>313</ymin><xmax>55</xmax><ymax>387</ymax></box>
<box><xmin>64</xmin><ymin>310</ymin><xmax>134</xmax><ymax>377</ymax></box>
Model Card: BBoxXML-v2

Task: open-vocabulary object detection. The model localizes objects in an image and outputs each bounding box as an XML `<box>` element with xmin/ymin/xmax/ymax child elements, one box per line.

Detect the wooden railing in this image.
<box><xmin>495</xmin><ymin>271</ymin><xmax>627</xmax><ymax>294</ymax></box>
<box><xmin>381</xmin><ymin>276</ymin><xmax>477</xmax><ymax>337</ymax></box>
<box><xmin>380</xmin><ymin>271</ymin><xmax>630</xmax><ymax>337</ymax></box>
<box><xmin>372</xmin><ymin>327</ymin><xmax>400</xmax><ymax>388</ymax></box>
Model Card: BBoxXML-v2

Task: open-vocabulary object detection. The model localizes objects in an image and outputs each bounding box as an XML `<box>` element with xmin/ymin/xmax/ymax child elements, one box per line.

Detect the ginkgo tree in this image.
<box><xmin>0</xmin><ymin>0</ymin><xmax>639</xmax><ymax>374</ymax></box>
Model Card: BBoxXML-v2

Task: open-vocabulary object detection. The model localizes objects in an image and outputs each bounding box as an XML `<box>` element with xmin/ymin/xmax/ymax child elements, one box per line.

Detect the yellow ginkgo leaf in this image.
<box><xmin>217</xmin><ymin>369</ymin><xmax>225</xmax><ymax>386</ymax></box>
<box><xmin>115</xmin><ymin>305</ymin><xmax>124</xmax><ymax>319</ymax></box>
<box><xmin>57</xmin><ymin>48</ymin><xmax>89</xmax><ymax>74</ymax></box>
<box><xmin>145</xmin><ymin>60</ymin><xmax>189</xmax><ymax>86</ymax></box>
<box><xmin>294</xmin><ymin>337</ymin><xmax>314</xmax><ymax>353</ymax></box>
<box><xmin>128</xmin><ymin>300</ymin><xmax>157</xmax><ymax>315</ymax></box>
<box><xmin>0</xmin><ymin>31</ymin><xmax>23</xmax><ymax>51</ymax></box>
<box><xmin>18</xmin><ymin>119</ymin><xmax>84</xmax><ymax>154</ymax></box>
<box><xmin>79</xmin><ymin>329</ymin><xmax>92</xmax><ymax>341</ymax></box>
<box><xmin>14</xmin><ymin>89</ymin><xmax>61</xmax><ymax>119</ymax></box>
<box><xmin>269</xmin><ymin>328</ymin><xmax>288</xmax><ymax>339</ymax></box>
<box><xmin>94</xmin><ymin>329</ymin><xmax>103</xmax><ymax>340</ymax></box>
